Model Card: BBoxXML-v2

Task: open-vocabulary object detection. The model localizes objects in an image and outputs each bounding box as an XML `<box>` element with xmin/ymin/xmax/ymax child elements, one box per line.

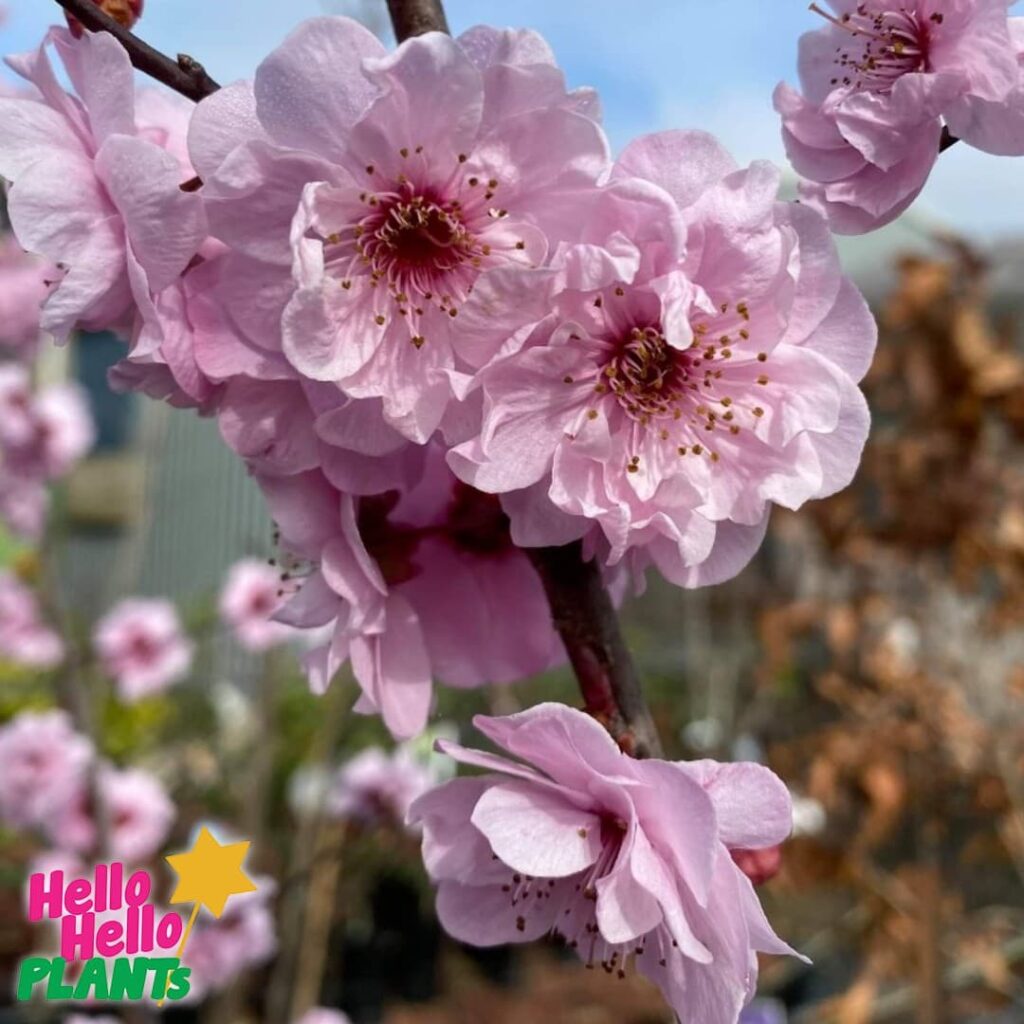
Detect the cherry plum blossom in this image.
<box><xmin>774</xmin><ymin>0</ymin><xmax>1024</xmax><ymax>233</ymax></box>
<box><xmin>0</xmin><ymin>709</ymin><xmax>92</xmax><ymax>831</ymax></box>
<box><xmin>93</xmin><ymin>597</ymin><xmax>194</xmax><ymax>702</ymax></box>
<box><xmin>410</xmin><ymin>703</ymin><xmax>802</xmax><ymax>1024</ymax></box>
<box><xmin>450</xmin><ymin>131</ymin><xmax>876</xmax><ymax>589</ymax></box>
<box><xmin>0</xmin><ymin>26</ymin><xmax>204</xmax><ymax>340</ymax></box>
<box><xmin>264</xmin><ymin>444</ymin><xmax>564</xmax><ymax>738</ymax></box>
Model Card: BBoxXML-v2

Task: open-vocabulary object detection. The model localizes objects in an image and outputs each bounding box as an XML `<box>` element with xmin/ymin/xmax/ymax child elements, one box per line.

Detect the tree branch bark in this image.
<box><xmin>529</xmin><ymin>544</ymin><xmax>663</xmax><ymax>759</ymax></box>
<box><xmin>385</xmin><ymin>0</ymin><xmax>662</xmax><ymax>760</ymax></box>
<box><xmin>385</xmin><ymin>0</ymin><xmax>450</xmax><ymax>39</ymax></box>
<box><xmin>51</xmin><ymin>0</ymin><xmax>220</xmax><ymax>102</ymax></box>
<box><xmin>940</xmin><ymin>126</ymin><xmax>959</xmax><ymax>153</ymax></box>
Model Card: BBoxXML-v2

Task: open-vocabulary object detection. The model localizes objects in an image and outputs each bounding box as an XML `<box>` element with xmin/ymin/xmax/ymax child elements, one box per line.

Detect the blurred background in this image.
<box><xmin>2</xmin><ymin>2</ymin><xmax>1024</xmax><ymax>1023</ymax></box>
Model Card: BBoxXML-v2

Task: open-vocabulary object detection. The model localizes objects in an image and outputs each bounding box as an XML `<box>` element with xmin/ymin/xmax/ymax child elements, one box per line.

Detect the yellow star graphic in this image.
<box><xmin>166</xmin><ymin>826</ymin><xmax>258</xmax><ymax>918</ymax></box>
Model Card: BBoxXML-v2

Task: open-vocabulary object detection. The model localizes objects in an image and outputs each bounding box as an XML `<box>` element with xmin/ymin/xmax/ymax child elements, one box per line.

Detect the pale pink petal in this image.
<box><xmin>613</xmin><ymin>130</ymin><xmax>738</xmax><ymax>209</ymax></box>
<box><xmin>254</xmin><ymin>16</ymin><xmax>386</xmax><ymax>161</ymax></box>
<box><xmin>679</xmin><ymin>761</ymin><xmax>793</xmax><ymax>851</ymax></box>
<box><xmin>471</xmin><ymin>780</ymin><xmax>603</xmax><ymax>877</ymax></box>
<box><xmin>188</xmin><ymin>80</ymin><xmax>270</xmax><ymax>180</ymax></box>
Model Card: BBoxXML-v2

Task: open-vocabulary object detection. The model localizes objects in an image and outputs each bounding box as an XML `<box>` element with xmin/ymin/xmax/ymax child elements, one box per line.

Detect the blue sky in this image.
<box><xmin>2</xmin><ymin>0</ymin><xmax>1022</xmax><ymax>239</ymax></box>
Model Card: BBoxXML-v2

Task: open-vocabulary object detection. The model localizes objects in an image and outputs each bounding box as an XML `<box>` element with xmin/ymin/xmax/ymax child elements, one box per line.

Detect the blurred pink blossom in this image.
<box><xmin>48</xmin><ymin>765</ymin><xmax>175</xmax><ymax>863</ymax></box>
<box><xmin>0</xmin><ymin>363</ymin><xmax>95</xmax><ymax>539</ymax></box>
<box><xmin>0</xmin><ymin>710</ymin><xmax>92</xmax><ymax>831</ymax></box>
<box><xmin>295</xmin><ymin>1011</ymin><xmax>351</xmax><ymax>1024</ymax></box>
<box><xmin>219</xmin><ymin>558</ymin><xmax>294</xmax><ymax>651</ymax></box>
<box><xmin>0</xmin><ymin>570</ymin><xmax>64</xmax><ymax>669</ymax></box>
<box><xmin>185</xmin><ymin>876</ymin><xmax>277</xmax><ymax>999</ymax></box>
<box><xmin>410</xmin><ymin>703</ymin><xmax>802</xmax><ymax>1024</ymax></box>
<box><xmin>0</xmin><ymin>236</ymin><xmax>51</xmax><ymax>354</ymax></box>
<box><xmin>93</xmin><ymin>597</ymin><xmax>194</xmax><ymax>702</ymax></box>
<box><xmin>329</xmin><ymin>746</ymin><xmax>435</xmax><ymax>827</ymax></box>
<box><xmin>775</xmin><ymin>0</ymin><xmax>1024</xmax><ymax>233</ymax></box>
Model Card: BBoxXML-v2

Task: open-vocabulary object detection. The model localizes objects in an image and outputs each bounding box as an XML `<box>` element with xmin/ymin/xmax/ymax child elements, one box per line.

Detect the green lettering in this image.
<box><xmin>166</xmin><ymin>965</ymin><xmax>191</xmax><ymax>1001</ymax></box>
<box><xmin>148</xmin><ymin>957</ymin><xmax>178</xmax><ymax>1000</ymax></box>
<box><xmin>45</xmin><ymin>957</ymin><xmax>75</xmax><ymax>1000</ymax></box>
<box><xmin>110</xmin><ymin>957</ymin><xmax>149</xmax><ymax>1001</ymax></box>
<box><xmin>16</xmin><ymin>957</ymin><xmax>50</xmax><ymax>1001</ymax></box>
<box><xmin>73</xmin><ymin>958</ymin><xmax>110</xmax><ymax>1001</ymax></box>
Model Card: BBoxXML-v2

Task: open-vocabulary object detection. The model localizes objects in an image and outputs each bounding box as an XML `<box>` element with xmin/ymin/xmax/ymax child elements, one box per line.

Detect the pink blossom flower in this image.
<box><xmin>0</xmin><ymin>236</ymin><xmax>52</xmax><ymax>354</ymax></box>
<box><xmin>264</xmin><ymin>444</ymin><xmax>564</xmax><ymax>739</ymax></box>
<box><xmin>0</xmin><ymin>709</ymin><xmax>92</xmax><ymax>831</ymax></box>
<box><xmin>93</xmin><ymin>597</ymin><xmax>194</xmax><ymax>702</ymax></box>
<box><xmin>0</xmin><ymin>365</ymin><xmax>94</xmax><ymax>538</ymax></box>
<box><xmin>48</xmin><ymin>765</ymin><xmax>175</xmax><ymax>863</ymax></box>
<box><xmin>0</xmin><ymin>570</ymin><xmax>64</xmax><ymax>668</ymax></box>
<box><xmin>0</xmin><ymin>362</ymin><xmax>35</xmax><ymax>448</ymax></box>
<box><xmin>0</xmin><ymin>471</ymin><xmax>47</xmax><ymax>539</ymax></box>
<box><xmin>295</xmin><ymin>1012</ymin><xmax>351</xmax><ymax>1024</ymax></box>
<box><xmin>0</xmin><ymin>26</ymin><xmax>204</xmax><ymax>340</ymax></box>
<box><xmin>774</xmin><ymin>1</ymin><xmax>1024</xmax><ymax>233</ymax></box>
<box><xmin>409</xmin><ymin>704</ymin><xmax>802</xmax><ymax>1024</ymax></box>
<box><xmin>0</xmin><ymin>364</ymin><xmax>95</xmax><ymax>473</ymax></box>
<box><xmin>450</xmin><ymin>131</ymin><xmax>875</xmax><ymax>588</ymax></box>
<box><xmin>219</xmin><ymin>557</ymin><xmax>294</xmax><ymax>651</ymax></box>
<box><xmin>188</xmin><ymin>17</ymin><xmax>606</xmax><ymax>442</ymax></box>
<box><xmin>184</xmin><ymin>876</ymin><xmax>277</xmax><ymax>999</ymax></box>
<box><xmin>27</xmin><ymin>383</ymin><xmax>96</xmax><ymax>478</ymax></box>
<box><xmin>328</xmin><ymin>746</ymin><xmax>435</xmax><ymax>827</ymax></box>
<box><xmin>108</xmin><ymin>239</ymin><xmax>226</xmax><ymax>412</ymax></box>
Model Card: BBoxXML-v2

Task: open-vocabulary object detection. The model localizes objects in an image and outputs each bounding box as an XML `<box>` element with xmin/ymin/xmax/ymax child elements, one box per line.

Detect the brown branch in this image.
<box><xmin>51</xmin><ymin>0</ymin><xmax>220</xmax><ymax>102</ymax></box>
<box><xmin>385</xmin><ymin>0</ymin><xmax>450</xmax><ymax>40</ymax></box>
<box><xmin>529</xmin><ymin>543</ymin><xmax>663</xmax><ymax>759</ymax></box>
<box><xmin>939</xmin><ymin>126</ymin><xmax>959</xmax><ymax>153</ymax></box>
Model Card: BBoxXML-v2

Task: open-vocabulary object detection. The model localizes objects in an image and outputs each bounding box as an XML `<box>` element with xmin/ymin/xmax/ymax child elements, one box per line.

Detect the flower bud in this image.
<box><xmin>67</xmin><ymin>0</ymin><xmax>143</xmax><ymax>38</ymax></box>
<box><xmin>731</xmin><ymin>845</ymin><xmax>783</xmax><ymax>886</ymax></box>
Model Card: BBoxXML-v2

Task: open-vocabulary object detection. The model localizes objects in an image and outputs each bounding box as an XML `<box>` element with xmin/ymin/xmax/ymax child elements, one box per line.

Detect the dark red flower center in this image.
<box><xmin>811</xmin><ymin>3</ymin><xmax>936</xmax><ymax>93</ymax></box>
<box><xmin>443</xmin><ymin>482</ymin><xmax>514</xmax><ymax>558</ymax></box>
<box><xmin>602</xmin><ymin>327</ymin><xmax>693</xmax><ymax>423</ymax></box>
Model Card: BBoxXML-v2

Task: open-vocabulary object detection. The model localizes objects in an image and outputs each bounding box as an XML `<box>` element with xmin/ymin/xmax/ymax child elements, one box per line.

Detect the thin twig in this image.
<box><xmin>50</xmin><ymin>0</ymin><xmax>220</xmax><ymax>102</ymax></box>
<box><xmin>940</xmin><ymin>126</ymin><xmax>959</xmax><ymax>153</ymax></box>
<box><xmin>385</xmin><ymin>0</ymin><xmax>450</xmax><ymax>38</ymax></box>
<box><xmin>529</xmin><ymin>543</ymin><xmax>663</xmax><ymax>758</ymax></box>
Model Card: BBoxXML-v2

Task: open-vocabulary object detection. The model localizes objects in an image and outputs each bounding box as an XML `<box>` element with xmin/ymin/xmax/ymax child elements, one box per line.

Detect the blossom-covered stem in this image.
<box><xmin>385</xmin><ymin>0</ymin><xmax>450</xmax><ymax>39</ymax></box>
<box><xmin>528</xmin><ymin>543</ymin><xmax>663</xmax><ymax>759</ymax></box>
<box><xmin>49</xmin><ymin>0</ymin><xmax>220</xmax><ymax>101</ymax></box>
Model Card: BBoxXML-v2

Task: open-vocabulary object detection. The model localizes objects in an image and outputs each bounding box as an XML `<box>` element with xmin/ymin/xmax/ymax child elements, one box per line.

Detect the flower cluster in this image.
<box><xmin>0</xmin><ymin>10</ymin><xmax>953</xmax><ymax>1020</ymax></box>
<box><xmin>775</xmin><ymin>0</ymin><xmax>1024</xmax><ymax>233</ymax></box>
<box><xmin>0</xmin><ymin>709</ymin><xmax>175</xmax><ymax>863</ymax></box>
<box><xmin>0</xmin><ymin>17</ymin><xmax>875</xmax><ymax>741</ymax></box>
